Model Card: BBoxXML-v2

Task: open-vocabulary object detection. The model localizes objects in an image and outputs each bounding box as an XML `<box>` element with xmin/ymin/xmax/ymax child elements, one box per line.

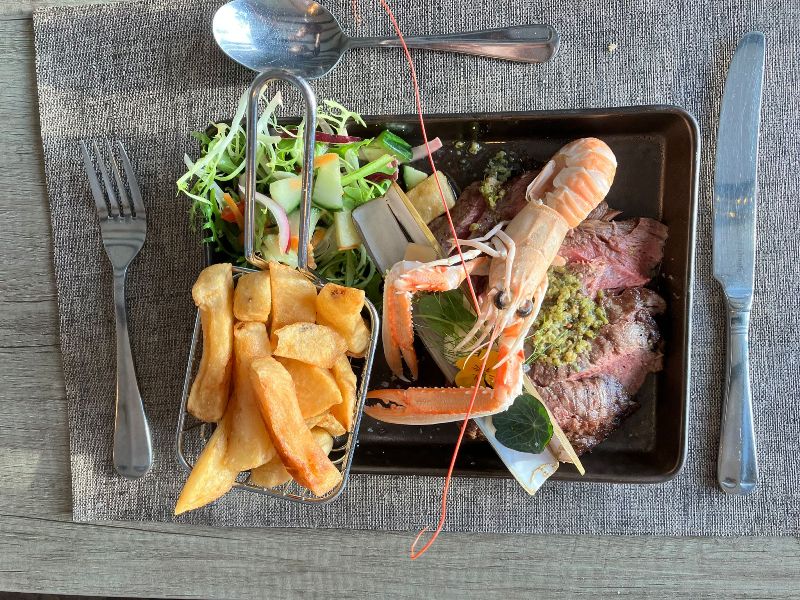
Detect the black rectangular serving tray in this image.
<box><xmin>346</xmin><ymin>106</ymin><xmax>699</xmax><ymax>483</ymax></box>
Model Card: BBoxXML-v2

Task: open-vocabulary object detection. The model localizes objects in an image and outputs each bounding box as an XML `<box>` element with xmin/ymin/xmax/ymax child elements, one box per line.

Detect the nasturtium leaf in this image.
<box><xmin>492</xmin><ymin>393</ymin><xmax>553</xmax><ymax>454</ymax></box>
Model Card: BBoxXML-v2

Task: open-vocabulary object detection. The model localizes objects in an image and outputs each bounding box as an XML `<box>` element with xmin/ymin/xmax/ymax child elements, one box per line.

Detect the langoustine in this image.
<box><xmin>365</xmin><ymin>137</ymin><xmax>618</xmax><ymax>425</ymax></box>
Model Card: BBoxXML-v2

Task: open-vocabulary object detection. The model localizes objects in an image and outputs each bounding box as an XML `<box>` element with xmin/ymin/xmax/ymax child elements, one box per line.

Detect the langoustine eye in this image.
<box><xmin>494</xmin><ymin>291</ymin><xmax>510</xmax><ymax>310</ymax></box>
<box><xmin>516</xmin><ymin>299</ymin><xmax>534</xmax><ymax>317</ymax></box>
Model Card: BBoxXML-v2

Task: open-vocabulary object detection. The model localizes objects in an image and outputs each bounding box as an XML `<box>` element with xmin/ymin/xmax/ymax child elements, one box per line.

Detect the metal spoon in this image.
<box><xmin>213</xmin><ymin>0</ymin><xmax>559</xmax><ymax>79</ymax></box>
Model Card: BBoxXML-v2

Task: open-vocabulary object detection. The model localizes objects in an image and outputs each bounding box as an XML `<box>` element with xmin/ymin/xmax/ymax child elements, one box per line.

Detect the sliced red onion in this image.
<box><xmin>364</xmin><ymin>159</ymin><xmax>398</xmax><ymax>182</ymax></box>
<box><xmin>238</xmin><ymin>184</ymin><xmax>290</xmax><ymax>253</ymax></box>
<box><xmin>278</xmin><ymin>129</ymin><xmax>362</xmax><ymax>144</ymax></box>
<box><xmin>366</xmin><ymin>170</ymin><xmax>399</xmax><ymax>182</ymax></box>
<box><xmin>410</xmin><ymin>137</ymin><xmax>443</xmax><ymax>162</ymax></box>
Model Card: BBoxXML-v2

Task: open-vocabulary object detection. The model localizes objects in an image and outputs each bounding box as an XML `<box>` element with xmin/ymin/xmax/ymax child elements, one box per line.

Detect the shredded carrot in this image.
<box><xmin>377</xmin><ymin>0</ymin><xmax>491</xmax><ymax>560</ymax></box>
<box><xmin>222</xmin><ymin>193</ymin><xmax>244</xmax><ymax>230</ymax></box>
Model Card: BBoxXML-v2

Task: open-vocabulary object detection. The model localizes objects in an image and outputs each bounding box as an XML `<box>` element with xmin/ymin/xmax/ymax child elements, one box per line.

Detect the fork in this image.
<box><xmin>80</xmin><ymin>140</ymin><xmax>153</xmax><ymax>479</ymax></box>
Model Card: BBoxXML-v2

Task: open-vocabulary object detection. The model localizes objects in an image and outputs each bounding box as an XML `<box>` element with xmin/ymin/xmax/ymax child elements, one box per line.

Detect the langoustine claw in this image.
<box><xmin>381</xmin><ymin>252</ymin><xmax>483</xmax><ymax>381</ymax></box>
<box><xmin>365</xmin><ymin>387</ymin><xmax>502</xmax><ymax>425</ymax></box>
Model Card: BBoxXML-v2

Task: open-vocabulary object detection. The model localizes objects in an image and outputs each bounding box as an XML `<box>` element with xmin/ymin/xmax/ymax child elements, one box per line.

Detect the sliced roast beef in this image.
<box><xmin>472</xmin><ymin>171</ymin><xmax>537</xmax><ymax>229</ymax></box>
<box><xmin>429</xmin><ymin>181</ymin><xmax>487</xmax><ymax>248</ymax></box>
<box><xmin>601</xmin><ymin>286</ymin><xmax>666</xmax><ymax>321</ymax></box>
<box><xmin>530</xmin><ymin>286</ymin><xmax>664</xmax><ymax>391</ymax></box>
<box><xmin>582</xmin><ymin>313</ymin><xmax>663</xmax><ymax>392</ymax></box>
<box><xmin>532</xmin><ymin>286</ymin><xmax>664</xmax><ymax>454</ymax></box>
<box><xmin>584</xmin><ymin>201</ymin><xmax>622</xmax><ymax>222</ymax></box>
<box><xmin>538</xmin><ymin>376</ymin><xmax>638</xmax><ymax>455</ymax></box>
<box><xmin>558</xmin><ymin>217</ymin><xmax>668</xmax><ymax>294</ymax></box>
<box><xmin>429</xmin><ymin>171</ymin><xmax>537</xmax><ymax>249</ymax></box>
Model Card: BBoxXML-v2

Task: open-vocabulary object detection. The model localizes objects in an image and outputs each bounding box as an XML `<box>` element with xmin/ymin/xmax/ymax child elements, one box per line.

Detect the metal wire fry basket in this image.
<box><xmin>176</xmin><ymin>70</ymin><xmax>380</xmax><ymax>504</ymax></box>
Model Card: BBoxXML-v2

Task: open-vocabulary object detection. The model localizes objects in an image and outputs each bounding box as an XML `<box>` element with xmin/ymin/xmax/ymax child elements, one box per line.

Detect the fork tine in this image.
<box><xmin>92</xmin><ymin>140</ymin><xmax>121</xmax><ymax>217</ymax></box>
<box><xmin>116</xmin><ymin>141</ymin><xmax>145</xmax><ymax>218</ymax></box>
<box><xmin>107</xmin><ymin>141</ymin><xmax>133</xmax><ymax>217</ymax></box>
<box><xmin>80</xmin><ymin>141</ymin><xmax>110</xmax><ymax>220</ymax></box>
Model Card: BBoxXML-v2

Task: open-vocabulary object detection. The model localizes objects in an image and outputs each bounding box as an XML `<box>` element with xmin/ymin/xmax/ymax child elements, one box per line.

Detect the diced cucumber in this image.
<box><xmin>334</xmin><ymin>209</ymin><xmax>362</xmax><ymax>250</ymax></box>
<box><xmin>269</xmin><ymin>176</ymin><xmax>302</xmax><ymax>213</ymax></box>
<box><xmin>360</xmin><ymin>147</ymin><xmax>389</xmax><ymax>163</ymax></box>
<box><xmin>366</xmin><ymin>130</ymin><xmax>413</xmax><ymax>163</ymax></box>
<box><xmin>312</xmin><ymin>154</ymin><xmax>344</xmax><ymax>210</ymax></box>
<box><xmin>269</xmin><ymin>171</ymin><xmax>297</xmax><ymax>181</ymax></box>
<box><xmin>261</xmin><ymin>233</ymin><xmax>298</xmax><ymax>268</ymax></box>
<box><xmin>290</xmin><ymin>140</ymin><xmax>328</xmax><ymax>167</ymax></box>
<box><xmin>287</xmin><ymin>207</ymin><xmax>322</xmax><ymax>240</ymax></box>
<box><xmin>402</xmin><ymin>165</ymin><xmax>428</xmax><ymax>191</ymax></box>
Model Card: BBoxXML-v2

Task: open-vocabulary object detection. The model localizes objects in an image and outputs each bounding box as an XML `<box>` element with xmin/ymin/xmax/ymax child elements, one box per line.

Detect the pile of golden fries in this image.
<box><xmin>175</xmin><ymin>261</ymin><xmax>369</xmax><ymax>514</ymax></box>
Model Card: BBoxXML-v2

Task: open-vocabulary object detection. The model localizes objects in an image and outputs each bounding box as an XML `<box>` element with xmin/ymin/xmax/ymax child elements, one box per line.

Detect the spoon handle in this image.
<box><xmin>349</xmin><ymin>25</ymin><xmax>559</xmax><ymax>63</ymax></box>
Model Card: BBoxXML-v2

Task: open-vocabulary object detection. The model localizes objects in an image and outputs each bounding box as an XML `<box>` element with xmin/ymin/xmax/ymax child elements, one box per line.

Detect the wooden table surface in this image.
<box><xmin>1</xmin><ymin>2</ymin><xmax>798</xmax><ymax>598</ymax></box>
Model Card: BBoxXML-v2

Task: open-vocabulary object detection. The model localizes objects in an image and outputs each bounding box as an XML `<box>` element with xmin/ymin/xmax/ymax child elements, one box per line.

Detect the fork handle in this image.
<box><xmin>112</xmin><ymin>269</ymin><xmax>153</xmax><ymax>478</ymax></box>
<box><xmin>717</xmin><ymin>303</ymin><xmax>757</xmax><ymax>495</ymax></box>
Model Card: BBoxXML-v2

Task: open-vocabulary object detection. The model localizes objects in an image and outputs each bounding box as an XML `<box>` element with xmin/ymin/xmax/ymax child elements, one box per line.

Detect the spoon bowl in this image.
<box><xmin>214</xmin><ymin>0</ymin><xmax>348</xmax><ymax>78</ymax></box>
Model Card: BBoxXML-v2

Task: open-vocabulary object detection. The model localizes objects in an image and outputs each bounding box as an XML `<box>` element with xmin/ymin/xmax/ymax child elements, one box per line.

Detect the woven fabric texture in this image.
<box><xmin>33</xmin><ymin>0</ymin><xmax>799</xmax><ymax>534</ymax></box>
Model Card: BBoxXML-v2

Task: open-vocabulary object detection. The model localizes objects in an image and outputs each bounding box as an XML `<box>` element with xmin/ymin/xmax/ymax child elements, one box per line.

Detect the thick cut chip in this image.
<box><xmin>330</xmin><ymin>355</ymin><xmax>358</xmax><ymax>431</ymax></box>
<box><xmin>188</xmin><ymin>263</ymin><xmax>234</xmax><ymax>422</ymax></box>
<box><xmin>175</xmin><ymin>418</ymin><xmax>237</xmax><ymax>515</ymax></box>
<box><xmin>268</xmin><ymin>261</ymin><xmax>317</xmax><ymax>342</ymax></box>
<box><xmin>315</xmin><ymin>283</ymin><xmax>367</xmax><ymax>355</ymax></box>
<box><xmin>316</xmin><ymin>283</ymin><xmax>365</xmax><ymax>335</ymax></box>
<box><xmin>273</xmin><ymin>322</ymin><xmax>347</xmax><ymax>369</ymax></box>
<box><xmin>277</xmin><ymin>357</ymin><xmax>342</xmax><ymax>418</ymax></box>
<box><xmin>305</xmin><ymin>413</ymin><xmax>326</xmax><ymax>429</ymax></box>
<box><xmin>312</xmin><ymin>412</ymin><xmax>347</xmax><ymax>438</ymax></box>
<box><xmin>249</xmin><ymin>427</ymin><xmax>335</xmax><ymax>488</ymax></box>
<box><xmin>249</xmin><ymin>457</ymin><xmax>292</xmax><ymax>488</ymax></box>
<box><xmin>249</xmin><ymin>356</ymin><xmax>342</xmax><ymax>496</ymax></box>
<box><xmin>311</xmin><ymin>428</ymin><xmax>335</xmax><ymax>455</ymax></box>
<box><xmin>233</xmin><ymin>270</ymin><xmax>272</xmax><ymax>322</ymax></box>
<box><xmin>224</xmin><ymin>322</ymin><xmax>275</xmax><ymax>472</ymax></box>
<box><xmin>348</xmin><ymin>318</ymin><xmax>371</xmax><ymax>358</ymax></box>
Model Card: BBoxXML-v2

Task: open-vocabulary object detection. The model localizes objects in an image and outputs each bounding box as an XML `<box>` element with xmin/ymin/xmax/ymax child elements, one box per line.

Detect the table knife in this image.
<box><xmin>712</xmin><ymin>31</ymin><xmax>765</xmax><ymax>495</ymax></box>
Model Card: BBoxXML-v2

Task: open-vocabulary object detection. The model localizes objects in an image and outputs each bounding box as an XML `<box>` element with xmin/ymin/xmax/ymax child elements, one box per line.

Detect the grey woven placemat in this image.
<box><xmin>34</xmin><ymin>0</ymin><xmax>799</xmax><ymax>535</ymax></box>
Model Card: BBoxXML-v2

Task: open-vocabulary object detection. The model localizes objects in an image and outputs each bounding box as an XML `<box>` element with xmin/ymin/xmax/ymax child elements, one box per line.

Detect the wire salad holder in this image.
<box><xmin>176</xmin><ymin>70</ymin><xmax>380</xmax><ymax>505</ymax></box>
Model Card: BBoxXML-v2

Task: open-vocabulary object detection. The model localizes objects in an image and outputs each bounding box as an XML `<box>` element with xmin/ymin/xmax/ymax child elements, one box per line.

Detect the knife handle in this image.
<box><xmin>717</xmin><ymin>302</ymin><xmax>758</xmax><ymax>495</ymax></box>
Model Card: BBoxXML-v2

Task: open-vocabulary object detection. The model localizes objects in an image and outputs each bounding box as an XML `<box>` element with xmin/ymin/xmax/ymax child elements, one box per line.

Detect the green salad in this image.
<box><xmin>177</xmin><ymin>90</ymin><xmax>421</xmax><ymax>297</ymax></box>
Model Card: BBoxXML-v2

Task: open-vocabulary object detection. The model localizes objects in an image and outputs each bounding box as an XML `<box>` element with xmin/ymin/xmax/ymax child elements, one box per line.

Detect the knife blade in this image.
<box><xmin>712</xmin><ymin>31</ymin><xmax>765</xmax><ymax>496</ymax></box>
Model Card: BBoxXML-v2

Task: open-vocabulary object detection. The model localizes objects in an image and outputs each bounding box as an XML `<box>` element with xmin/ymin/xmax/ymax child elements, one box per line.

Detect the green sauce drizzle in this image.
<box><xmin>526</xmin><ymin>267</ymin><xmax>609</xmax><ymax>366</ymax></box>
<box><xmin>479</xmin><ymin>151</ymin><xmax>512</xmax><ymax>209</ymax></box>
